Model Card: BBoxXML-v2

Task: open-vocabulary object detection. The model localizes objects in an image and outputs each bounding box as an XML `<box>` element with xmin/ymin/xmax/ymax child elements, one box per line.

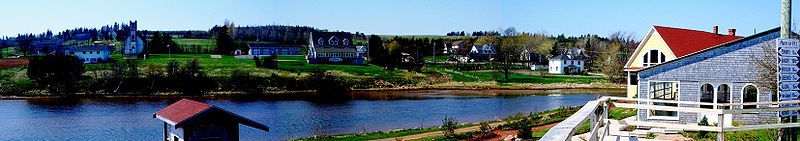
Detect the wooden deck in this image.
<box><xmin>541</xmin><ymin>96</ymin><xmax>800</xmax><ymax>141</ymax></box>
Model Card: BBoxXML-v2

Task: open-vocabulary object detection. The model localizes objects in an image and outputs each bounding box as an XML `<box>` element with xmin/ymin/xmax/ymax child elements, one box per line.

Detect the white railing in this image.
<box><xmin>540</xmin><ymin>96</ymin><xmax>800</xmax><ymax>141</ymax></box>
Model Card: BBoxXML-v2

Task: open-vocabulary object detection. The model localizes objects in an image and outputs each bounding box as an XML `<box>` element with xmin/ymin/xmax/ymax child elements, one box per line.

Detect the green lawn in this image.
<box><xmin>276</xmin><ymin>55</ymin><xmax>306</xmax><ymax>61</ymax></box>
<box><xmin>172</xmin><ymin>38</ymin><xmax>216</xmax><ymax>53</ymax></box>
<box><xmin>459</xmin><ymin>71</ymin><xmax>607</xmax><ymax>84</ymax></box>
<box><xmin>609</xmin><ymin>108</ymin><xmax>636</xmax><ymax>120</ymax></box>
<box><xmin>423</xmin><ymin>54</ymin><xmax>454</xmax><ymax>62</ymax></box>
<box><xmin>2</xmin><ymin>47</ymin><xmax>18</xmax><ymax>55</ymax></box>
<box><xmin>84</xmin><ymin>54</ymin><xmax>266</xmax><ymax>77</ymax></box>
<box><xmin>96</xmin><ymin>53</ymin><xmax>414</xmax><ymax>81</ymax></box>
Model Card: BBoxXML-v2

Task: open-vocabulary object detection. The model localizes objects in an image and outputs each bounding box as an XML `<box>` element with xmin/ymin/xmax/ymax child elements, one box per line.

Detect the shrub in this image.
<box><xmin>253</xmin><ymin>56</ymin><xmax>262</xmax><ymax>68</ymax></box>
<box><xmin>646</xmin><ymin>133</ymin><xmax>656</xmax><ymax>139</ymax></box>
<box><xmin>27</xmin><ymin>55</ymin><xmax>84</xmax><ymax>95</ymax></box>
<box><xmin>442</xmin><ymin>116</ymin><xmax>458</xmax><ymax>138</ymax></box>
<box><xmin>306</xmin><ymin>71</ymin><xmax>353</xmax><ymax>96</ymax></box>
<box><xmin>698</xmin><ymin>116</ymin><xmax>709</xmax><ymax>137</ymax></box>
<box><xmin>263</xmin><ymin>53</ymin><xmax>278</xmax><ymax>69</ymax></box>
<box><xmin>229</xmin><ymin>69</ymin><xmax>262</xmax><ymax>94</ymax></box>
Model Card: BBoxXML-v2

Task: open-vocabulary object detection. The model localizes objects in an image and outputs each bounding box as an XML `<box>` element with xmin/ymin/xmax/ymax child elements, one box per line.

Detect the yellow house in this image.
<box><xmin>624</xmin><ymin>26</ymin><xmax>741</xmax><ymax>98</ymax></box>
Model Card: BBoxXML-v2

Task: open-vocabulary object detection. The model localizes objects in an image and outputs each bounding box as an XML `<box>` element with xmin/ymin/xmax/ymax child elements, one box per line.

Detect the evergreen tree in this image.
<box><xmin>149</xmin><ymin>31</ymin><xmax>163</xmax><ymax>54</ymax></box>
<box><xmin>215</xmin><ymin>25</ymin><xmax>234</xmax><ymax>55</ymax></box>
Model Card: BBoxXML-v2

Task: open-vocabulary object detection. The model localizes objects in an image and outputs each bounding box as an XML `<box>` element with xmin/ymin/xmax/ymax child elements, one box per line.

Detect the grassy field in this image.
<box><xmin>427</xmin><ymin>66</ymin><xmax>607</xmax><ymax>84</ymax></box>
<box><xmin>88</xmin><ymin>54</ymin><xmax>418</xmax><ymax>82</ymax></box>
<box><xmin>172</xmin><ymin>38</ymin><xmax>216</xmax><ymax>53</ymax></box>
<box><xmin>423</xmin><ymin>54</ymin><xmax>454</xmax><ymax>62</ymax></box>
<box><xmin>84</xmin><ymin>54</ymin><xmax>275</xmax><ymax>77</ymax></box>
<box><xmin>2</xmin><ymin>47</ymin><xmax>18</xmax><ymax>55</ymax></box>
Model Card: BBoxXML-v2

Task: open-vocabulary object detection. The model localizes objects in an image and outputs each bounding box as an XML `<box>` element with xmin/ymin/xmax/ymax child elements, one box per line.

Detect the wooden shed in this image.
<box><xmin>154</xmin><ymin>99</ymin><xmax>269</xmax><ymax>141</ymax></box>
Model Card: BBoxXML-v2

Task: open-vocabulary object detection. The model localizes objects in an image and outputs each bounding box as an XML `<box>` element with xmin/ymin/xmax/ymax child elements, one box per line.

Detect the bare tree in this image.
<box><xmin>495</xmin><ymin>34</ymin><xmax>531</xmax><ymax>81</ymax></box>
<box><xmin>750</xmin><ymin>40</ymin><xmax>777</xmax><ymax>99</ymax></box>
<box><xmin>224</xmin><ymin>19</ymin><xmax>236</xmax><ymax>39</ymax></box>
<box><xmin>601</xmin><ymin>32</ymin><xmax>639</xmax><ymax>83</ymax></box>
<box><xmin>531</xmin><ymin>32</ymin><xmax>556</xmax><ymax>65</ymax></box>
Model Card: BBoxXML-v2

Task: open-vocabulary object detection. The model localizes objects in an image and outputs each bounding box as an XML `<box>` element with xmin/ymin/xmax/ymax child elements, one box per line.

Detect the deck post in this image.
<box><xmin>717</xmin><ymin>114</ymin><xmax>724</xmax><ymax>141</ymax></box>
<box><xmin>589</xmin><ymin>107</ymin><xmax>598</xmax><ymax>141</ymax></box>
<box><xmin>163</xmin><ymin>122</ymin><xmax>168</xmax><ymax>141</ymax></box>
<box><xmin>601</xmin><ymin>101</ymin><xmax>609</xmax><ymax>141</ymax></box>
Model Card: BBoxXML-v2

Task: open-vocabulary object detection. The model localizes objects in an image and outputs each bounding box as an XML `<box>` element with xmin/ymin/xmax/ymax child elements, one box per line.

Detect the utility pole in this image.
<box><xmin>432</xmin><ymin>42</ymin><xmax>436</xmax><ymax>64</ymax></box>
<box><xmin>780</xmin><ymin>1</ymin><xmax>797</xmax><ymax>141</ymax></box>
<box><xmin>783</xmin><ymin>0</ymin><xmax>792</xmax><ymax>38</ymax></box>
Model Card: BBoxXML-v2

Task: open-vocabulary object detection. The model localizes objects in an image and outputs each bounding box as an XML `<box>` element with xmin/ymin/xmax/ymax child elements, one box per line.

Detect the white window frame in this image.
<box><xmin>318</xmin><ymin>38</ymin><xmax>325</xmax><ymax>46</ymax></box>
<box><xmin>741</xmin><ymin>84</ymin><xmax>759</xmax><ymax>109</ymax></box>
<box><xmin>699</xmin><ymin>83</ymin><xmax>715</xmax><ymax>109</ymax></box>
<box><xmin>343</xmin><ymin>39</ymin><xmax>350</xmax><ymax>46</ymax></box>
<box><xmin>642</xmin><ymin>49</ymin><xmax>666</xmax><ymax>67</ymax></box>
<box><xmin>716</xmin><ymin>84</ymin><xmax>732</xmax><ymax>109</ymax></box>
<box><xmin>171</xmin><ymin>133</ymin><xmax>183</xmax><ymax>141</ymax></box>
<box><xmin>647</xmin><ymin>80</ymin><xmax>680</xmax><ymax>120</ymax></box>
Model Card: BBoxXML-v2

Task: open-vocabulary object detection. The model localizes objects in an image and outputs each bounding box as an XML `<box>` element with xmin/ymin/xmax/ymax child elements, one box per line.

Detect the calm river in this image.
<box><xmin>0</xmin><ymin>91</ymin><xmax>616</xmax><ymax>140</ymax></box>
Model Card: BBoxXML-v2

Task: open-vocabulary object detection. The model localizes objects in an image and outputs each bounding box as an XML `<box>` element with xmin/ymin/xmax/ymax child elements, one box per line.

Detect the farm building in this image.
<box><xmin>247</xmin><ymin>43</ymin><xmax>302</xmax><ymax>56</ymax></box>
<box><xmin>624</xmin><ymin>26</ymin><xmax>742</xmax><ymax>98</ymax></box>
<box><xmin>154</xmin><ymin>99</ymin><xmax>269</xmax><ymax>141</ymax></box>
<box><xmin>28</xmin><ymin>39</ymin><xmax>64</xmax><ymax>55</ymax></box>
<box><xmin>630</xmin><ymin>27</ymin><xmax>783</xmax><ymax>126</ymax></box>
<box><xmin>65</xmin><ymin>46</ymin><xmax>112</xmax><ymax>63</ymax></box>
<box><xmin>306</xmin><ymin>32</ymin><xmax>363</xmax><ymax>65</ymax></box>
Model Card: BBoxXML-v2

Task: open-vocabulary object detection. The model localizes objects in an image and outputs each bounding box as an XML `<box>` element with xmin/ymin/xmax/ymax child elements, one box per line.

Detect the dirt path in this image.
<box><xmin>370</xmin><ymin>122</ymin><xmax>507</xmax><ymax>141</ymax></box>
<box><xmin>371</xmin><ymin>122</ymin><xmax>559</xmax><ymax>141</ymax></box>
<box><xmin>487</xmin><ymin>122</ymin><xmax>559</xmax><ymax>141</ymax></box>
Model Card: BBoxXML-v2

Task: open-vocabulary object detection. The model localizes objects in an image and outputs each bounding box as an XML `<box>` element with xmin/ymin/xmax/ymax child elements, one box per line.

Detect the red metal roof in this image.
<box><xmin>154</xmin><ymin>99</ymin><xmax>213</xmax><ymax>124</ymax></box>
<box><xmin>653</xmin><ymin>26</ymin><xmax>742</xmax><ymax>58</ymax></box>
<box><xmin>154</xmin><ymin>99</ymin><xmax>270</xmax><ymax>132</ymax></box>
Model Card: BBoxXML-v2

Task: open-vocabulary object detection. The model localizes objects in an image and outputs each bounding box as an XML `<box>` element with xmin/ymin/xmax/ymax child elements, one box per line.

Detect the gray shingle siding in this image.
<box><xmin>637</xmin><ymin>29</ymin><xmax>780</xmax><ymax>125</ymax></box>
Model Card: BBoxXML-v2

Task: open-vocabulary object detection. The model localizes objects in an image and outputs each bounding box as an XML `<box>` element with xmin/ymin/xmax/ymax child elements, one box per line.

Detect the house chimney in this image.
<box><xmin>782</xmin><ymin>0</ymin><xmax>792</xmax><ymax>38</ymax></box>
<box><xmin>728</xmin><ymin>29</ymin><xmax>736</xmax><ymax>36</ymax></box>
<box><xmin>713</xmin><ymin>26</ymin><xmax>719</xmax><ymax>34</ymax></box>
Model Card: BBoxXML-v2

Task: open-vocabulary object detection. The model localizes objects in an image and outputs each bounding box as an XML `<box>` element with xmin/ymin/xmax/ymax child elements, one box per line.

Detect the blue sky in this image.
<box><xmin>0</xmin><ymin>0</ymin><xmax>793</xmax><ymax>38</ymax></box>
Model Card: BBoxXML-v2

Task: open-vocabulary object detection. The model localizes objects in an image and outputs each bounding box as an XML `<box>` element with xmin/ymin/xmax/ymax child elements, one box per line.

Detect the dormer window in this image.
<box><xmin>329</xmin><ymin>37</ymin><xmax>339</xmax><ymax>46</ymax></box>
<box><xmin>343</xmin><ymin>39</ymin><xmax>350</xmax><ymax>46</ymax></box>
<box><xmin>642</xmin><ymin>49</ymin><xmax>666</xmax><ymax>67</ymax></box>
<box><xmin>317</xmin><ymin>38</ymin><xmax>325</xmax><ymax>46</ymax></box>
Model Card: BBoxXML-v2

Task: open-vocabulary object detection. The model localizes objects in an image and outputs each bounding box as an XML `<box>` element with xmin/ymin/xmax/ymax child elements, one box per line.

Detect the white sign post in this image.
<box><xmin>779</xmin><ymin>38</ymin><xmax>800</xmax><ymax>117</ymax></box>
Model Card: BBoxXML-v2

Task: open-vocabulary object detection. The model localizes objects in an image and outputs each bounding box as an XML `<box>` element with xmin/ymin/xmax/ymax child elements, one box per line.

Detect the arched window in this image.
<box><xmin>642</xmin><ymin>49</ymin><xmax>666</xmax><ymax>67</ymax></box>
<box><xmin>700</xmin><ymin>84</ymin><xmax>714</xmax><ymax>109</ymax></box>
<box><xmin>317</xmin><ymin>38</ymin><xmax>325</xmax><ymax>46</ymax></box>
<box><xmin>743</xmin><ymin>85</ymin><xmax>758</xmax><ymax>109</ymax></box>
<box><xmin>717</xmin><ymin>84</ymin><xmax>731</xmax><ymax>109</ymax></box>
<box><xmin>343</xmin><ymin>39</ymin><xmax>350</xmax><ymax>46</ymax></box>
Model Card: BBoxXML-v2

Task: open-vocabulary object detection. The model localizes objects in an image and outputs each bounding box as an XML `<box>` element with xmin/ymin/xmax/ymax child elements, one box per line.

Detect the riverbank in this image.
<box><xmin>291</xmin><ymin>106</ymin><xmax>590</xmax><ymax>141</ymax></box>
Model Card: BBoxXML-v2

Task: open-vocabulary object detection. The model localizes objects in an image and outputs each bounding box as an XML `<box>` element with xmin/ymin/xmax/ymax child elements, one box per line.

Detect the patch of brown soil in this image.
<box><xmin>0</xmin><ymin>59</ymin><xmax>28</xmax><ymax>69</ymax></box>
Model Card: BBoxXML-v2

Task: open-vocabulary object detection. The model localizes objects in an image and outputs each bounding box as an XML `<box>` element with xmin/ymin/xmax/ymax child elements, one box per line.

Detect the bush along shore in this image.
<box><xmin>0</xmin><ymin>54</ymin><xmax>623</xmax><ymax>96</ymax></box>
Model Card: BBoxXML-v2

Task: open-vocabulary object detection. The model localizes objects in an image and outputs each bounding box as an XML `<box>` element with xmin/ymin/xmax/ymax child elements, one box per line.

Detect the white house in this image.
<box><xmin>548</xmin><ymin>54</ymin><xmax>584</xmax><ymax>74</ymax></box>
<box><xmin>67</xmin><ymin>46</ymin><xmax>112</xmax><ymax>63</ymax></box>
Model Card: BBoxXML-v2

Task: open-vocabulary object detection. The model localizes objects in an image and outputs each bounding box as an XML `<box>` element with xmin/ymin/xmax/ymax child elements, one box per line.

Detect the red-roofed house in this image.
<box><xmin>623</xmin><ymin>25</ymin><xmax>742</xmax><ymax>98</ymax></box>
<box><xmin>154</xmin><ymin>99</ymin><xmax>269</xmax><ymax>141</ymax></box>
